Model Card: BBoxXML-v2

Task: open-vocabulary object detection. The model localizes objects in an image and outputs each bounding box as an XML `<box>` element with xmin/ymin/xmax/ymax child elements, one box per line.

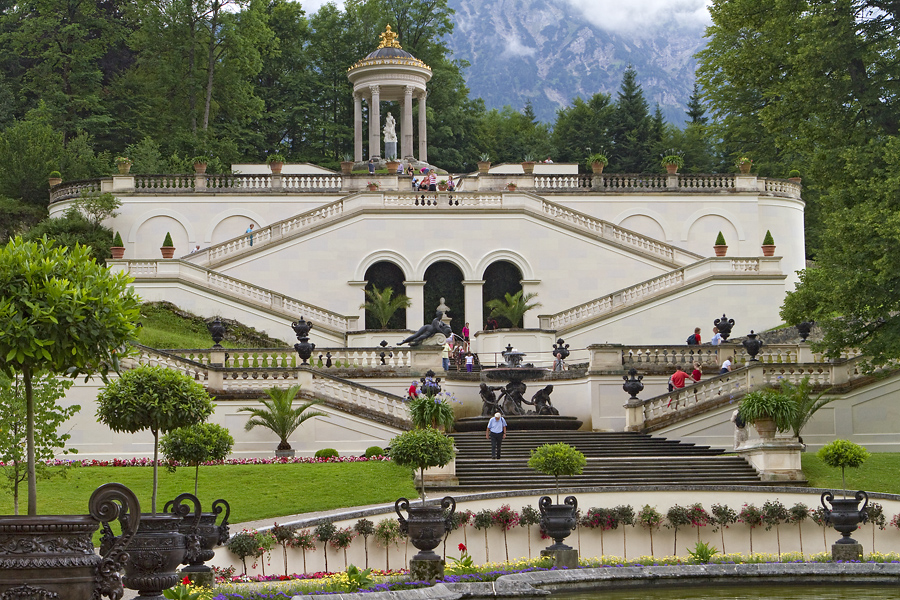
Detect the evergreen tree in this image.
<box><xmin>610</xmin><ymin>66</ymin><xmax>652</xmax><ymax>172</ymax></box>
<box><xmin>686</xmin><ymin>82</ymin><xmax>707</xmax><ymax>125</ymax></box>
<box><xmin>551</xmin><ymin>93</ymin><xmax>614</xmax><ymax>165</ymax></box>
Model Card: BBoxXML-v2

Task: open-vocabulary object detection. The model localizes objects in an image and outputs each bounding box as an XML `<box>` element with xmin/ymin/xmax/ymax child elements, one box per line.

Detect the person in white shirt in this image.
<box><xmin>720</xmin><ymin>357</ymin><xmax>732</xmax><ymax>374</ymax></box>
<box><xmin>710</xmin><ymin>326</ymin><xmax>724</xmax><ymax>346</ymax></box>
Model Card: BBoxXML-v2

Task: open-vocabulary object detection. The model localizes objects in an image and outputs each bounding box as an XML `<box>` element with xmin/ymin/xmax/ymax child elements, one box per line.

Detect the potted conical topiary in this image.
<box><xmin>111</xmin><ymin>231</ymin><xmax>125</xmax><ymax>259</ymax></box>
<box><xmin>762</xmin><ymin>230</ymin><xmax>776</xmax><ymax>256</ymax></box>
<box><xmin>161</xmin><ymin>232</ymin><xmax>176</xmax><ymax>258</ymax></box>
<box><xmin>48</xmin><ymin>170</ymin><xmax>62</xmax><ymax>186</ymax></box>
<box><xmin>714</xmin><ymin>231</ymin><xmax>728</xmax><ymax>257</ymax></box>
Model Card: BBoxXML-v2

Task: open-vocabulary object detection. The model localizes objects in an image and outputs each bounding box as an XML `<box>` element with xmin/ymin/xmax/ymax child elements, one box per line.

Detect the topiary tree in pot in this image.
<box><xmin>528</xmin><ymin>442</ymin><xmax>585</xmax><ymax>559</ymax></box>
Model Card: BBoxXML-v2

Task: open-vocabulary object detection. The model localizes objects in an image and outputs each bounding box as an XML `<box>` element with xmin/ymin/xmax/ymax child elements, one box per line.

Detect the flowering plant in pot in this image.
<box><xmin>738</xmin><ymin>388</ymin><xmax>796</xmax><ymax>440</ymax></box>
<box><xmin>115</xmin><ymin>156</ymin><xmax>133</xmax><ymax>174</ymax></box>
<box><xmin>191</xmin><ymin>155</ymin><xmax>210</xmax><ymax>174</ymax></box>
<box><xmin>266</xmin><ymin>153</ymin><xmax>286</xmax><ymax>173</ymax></box>
<box><xmin>366</xmin><ymin>181</ymin><xmax>379</xmax><ymax>191</ymax></box>
<box><xmin>735</xmin><ymin>156</ymin><xmax>753</xmax><ymax>173</ymax></box>
<box><xmin>714</xmin><ymin>231</ymin><xmax>727</xmax><ymax>256</ymax></box>
<box><xmin>586</xmin><ymin>153</ymin><xmax>608</xmax><ymax>174</ymax></box>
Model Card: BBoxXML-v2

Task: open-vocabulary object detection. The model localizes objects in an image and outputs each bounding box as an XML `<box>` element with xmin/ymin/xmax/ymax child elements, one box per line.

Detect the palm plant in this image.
<box><xmin>238</xmin><ymin>385</ymin><xmax>328</xmax><ymax>452</ymax></box>
<box><xmin>780</xmin><ymin>376</ymin><xmax>834</xmax><ymax>443</ymax></box>
<box><xmin>485</xmin><ymin>290</ymin><xmax>541</xmax><ymax>329</ymax></box>
<box><xmin>360</xmin><ymin>285</ymin><xmax>411</xmax><ymax>329</ymax></box>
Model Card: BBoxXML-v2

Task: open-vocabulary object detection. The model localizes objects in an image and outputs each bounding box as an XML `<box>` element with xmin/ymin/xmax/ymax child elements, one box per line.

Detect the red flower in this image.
<box><xmin>458</xmin><ymin>543</ymin><xmax>466</xmax><ymax>552</ymax></box>
<box><xmin>182</xmin><ymin>576</ymin><xmax>191</xmax><ymax>585</ymax></box>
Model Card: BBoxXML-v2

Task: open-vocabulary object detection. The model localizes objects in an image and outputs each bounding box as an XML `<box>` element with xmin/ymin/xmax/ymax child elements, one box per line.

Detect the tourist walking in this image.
<box><xmin>486</xmin><ymin>412</ymin><xmax>507</xmax><ymax>459</ymax></box>
<box><xmin>686</xmin><ymin>327</ymin><xmax>701</xmax><ymax>345</ymax></box>
<box><xmin>720</xmin><ymin>356</ymin><xmax>733</xmax><ymax>374</ymax></box>
<box><xmin>710</xmin><ymin>326</ymin><xmax>723</xmax><ymax>345</ymax></box>
<box><xmin>462</xmin><ymin>322</ymin><xmax>470</xmax><ymax>350</ymax></box>
<box><xmin>465</xmin><ymin>351</ymin><xmax>474</xmax><ymax>373</ymax></box>
<box><xmin>246</xmin><ymin>223</ymin><xmax>254</xmax><ymax>246</ymax></box>
<box><xmin>441</xmin><ymin>339</ymin><xmax>451</xmax><ymax>371</ymax></box>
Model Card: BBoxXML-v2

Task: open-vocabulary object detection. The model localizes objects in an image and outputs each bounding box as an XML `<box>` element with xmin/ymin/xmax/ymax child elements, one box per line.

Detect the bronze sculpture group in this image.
<box><xmin>479</xmin><ymin>382</ymin><xmax>558</xmax><ymax>416</ymax></box>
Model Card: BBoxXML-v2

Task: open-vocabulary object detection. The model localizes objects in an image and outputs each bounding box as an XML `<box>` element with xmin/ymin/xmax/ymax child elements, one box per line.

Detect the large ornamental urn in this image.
<box><xmin>0</xmin><ymin>483</ymin><xmax>140</xmax><ymax>600</ymax></box>
<box><xmin>394</xmin><ymin>496</ymin><xmax>456</xmax><ymax>561</ymax></box>
<box><xmin>538</xmin><ymin>495</ymin><xmax>578</xmax><ymax>551</ymax></box>
<box><xmin>164</xmin><ymin>495</ymin><xmax>230</xmax><ymax>581</ymax></box>
<box><xmin>821</xmin><ymin>490</ymin><xmax>868</xmax><ymax>544</ymax></box>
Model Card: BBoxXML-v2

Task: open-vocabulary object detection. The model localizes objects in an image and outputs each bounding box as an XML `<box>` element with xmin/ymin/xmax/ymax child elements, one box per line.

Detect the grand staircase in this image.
<box><xmin>443</xmin><ymin>430</ymin><xmax>806</xmax><ymax>490</ymax></box>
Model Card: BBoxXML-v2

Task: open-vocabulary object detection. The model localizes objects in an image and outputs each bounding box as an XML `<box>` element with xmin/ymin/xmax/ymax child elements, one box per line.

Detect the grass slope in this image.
<box><xmin>801</xmin><ymin>452</ymin><xmax>900</xmax><ymax>494</ymax></box>
<box><xmin>2</xmin><ymin>462</ymin><xmax>417</xmax><ymax>522</ymax></box>
<box><xmin>137</xmin><ymin>302</ymin><xmax>289</xmax><ymax>349</ymax></box>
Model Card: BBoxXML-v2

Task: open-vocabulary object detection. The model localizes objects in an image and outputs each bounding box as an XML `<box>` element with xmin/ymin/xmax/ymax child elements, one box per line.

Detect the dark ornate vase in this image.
<box><xmin>742</xmin><ymin>330</ymin><xmax>764</xmax><ymax>361</ymax></box>
<box><xmin>292</xmin><ymin>318</ymin><xmax>315</xmax><ymax>365</ymax></box>
<box><xmin>821</xmin><ymin>491</ymin><xmax>869</xmax><ymax>544</ymax></box>
<box><xmin>394</xmin><ymin>496</ymin><xmax>456</xmax><ymax>561</ymax></box>
<box><xmin>207</xmin><ymin>318</ymin><xmax>226</xmax><ymax>347</ymax></box>
<box><xmin>796</xmin><ymin>321</ymin><xmax>814</xmax><ymax>342</ymax></box>
<box><xmin>0</xmin><ymin>483</ymin><xmax>140</xmax><ymax>600</ymax></box>
<box><xmin>714</xmin><ymin>314</ymin><xmax>735</xmax><ymax>341</ymax></box>
<box><xmin>539</xmin><ymin>495</ymin><xmax>578</xmax><ymax>551</ymax></box>
<box><xmin>622</xmin><ymin>368</ymin><xmax>644</xmax><ymax>400</ymax></box>
<box><xmin>163</xmin><ymin>495</ymin><xmax>228</xmax><ymax>571</ymax></box>
<box><xmin>553</xmin><ymin>339</ymin><xmax>570</xmax><ymax>361</ymax></box>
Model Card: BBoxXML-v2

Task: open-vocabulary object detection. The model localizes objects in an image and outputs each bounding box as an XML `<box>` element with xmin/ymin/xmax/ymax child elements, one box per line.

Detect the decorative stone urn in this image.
<box><xmin>742</xmin><ymin>330</ymin><xmax>764</xmax><ymax>361</ymax></box>
<box><xmin>103</xmin><ymin>494</ymin><xmax>200</xmax><ymax>600</ymax></box>
<box><xmin>822</xmin><ymin>490</ymin><xmax>868</xmax><ymax>560</ymax></box>
<box><xmin>477</xmin><ymin>160</ymin><xmax>491</xmax><ymax>174</ymax></box>
<box><xmin>796</xmin><ymin>321</ymin><xmax>814</xmax><ymax>342</ymax></box>
<box><xmin>665</xmin><ymin>163</ymin><xmax>678</xmax><ymax>174</ymax></box>
<box><xmin>164</xmin><ymin>495</ymin><xmax>229</xmax><ymax>586</ymax></box>
<box><xmin>714</xmin><ymin>314</ymin><xmax>735</xmax><ymax>341</ymax></box>
<box><xmin>340</xmin><ymin>160</ymin><xmax>354</xmax><ymax>174</ymax></box>
<box><xmin>538</xmin><ymin>495</ymin><xmax>577</xmax><ymax>551</ymax></box>
<box><xmin>207</xmin><ymin>318</ymin><xmax>226</xmax><ymax>347</ymax></box>
<box><xmin>622</xmin><ymin>368</ymin><xmax>644</xmax><ymax>400</ymax></box>
<box><xmin>521</xmin><ymin>161</ymin><xmax>536</xmax><ymax>174</ymax></box>
<box><xmin>292</xmin><ymin>317</ymin><xmax>315</xmax><ymax>365</ymax></box>
<box><xmin>395</xmin><ymin>496</ymin><xmax>455</xmax><ymax>561</ymax></box>
<box><xmin>0</xmin><ymin>483</ymin><xmax>140</xmax><ymax>600</ymax></box>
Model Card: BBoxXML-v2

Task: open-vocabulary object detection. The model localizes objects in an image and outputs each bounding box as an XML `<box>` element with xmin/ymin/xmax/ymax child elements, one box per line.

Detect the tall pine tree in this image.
<box><xmin>610</xmin><ymin>66</ymin><xmax>652</xmax><ymax>173</ymax></box>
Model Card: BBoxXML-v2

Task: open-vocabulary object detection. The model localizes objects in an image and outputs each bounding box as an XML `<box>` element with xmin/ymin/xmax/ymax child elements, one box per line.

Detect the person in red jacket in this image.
<box><xmin>691</xmin><ymin>362</ymin><xmax>702</xmax><ymax>382</ymax></box>
<box><xmin>671</xmin><ymin>365</ymin><xmax>689</xmax><ymax>389</ymax></box>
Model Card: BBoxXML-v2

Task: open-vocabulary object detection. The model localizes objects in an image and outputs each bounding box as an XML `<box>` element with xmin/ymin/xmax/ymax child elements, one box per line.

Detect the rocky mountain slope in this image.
<box><xmin>445</xmin><ymin>0</ymin><xmax>708</xmax><ymax>125</ymax></box>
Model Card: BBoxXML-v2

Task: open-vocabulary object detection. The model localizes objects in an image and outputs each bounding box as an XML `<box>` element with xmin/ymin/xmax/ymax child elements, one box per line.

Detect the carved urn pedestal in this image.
<box><xmin>538</xmin><ymin>495</ymin><xmax>579</xmax><ymax>568</ymax></box>
<box><xmin>395</xmin><ymin>496</ymin><xmax>455</xmax><ymax>581</ymax></box>
<box><xmin>0</xmin><ymin>483</ymin><xmax>140</xmax><ymax>600</ymax></box>
<box><xmin>822</xmin><ymin>491</ymin><xmax>869</xmax><ymax>561</ymax></box>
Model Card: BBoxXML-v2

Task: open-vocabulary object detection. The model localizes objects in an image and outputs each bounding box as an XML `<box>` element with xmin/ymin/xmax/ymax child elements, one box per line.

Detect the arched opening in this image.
<box><xmin>482</xmin><ymin>261</ymin><xmax>523</xmax><ymax>329</ymax></box>
<box><xmin>423</xmin><ymin>261</ymin><xmax>464</xmax><ymax>335</ymax></box>
<box><xmin>363</xmin><ymin>261</ymin><xmax>407</xmax><ymax>330</ymax></box>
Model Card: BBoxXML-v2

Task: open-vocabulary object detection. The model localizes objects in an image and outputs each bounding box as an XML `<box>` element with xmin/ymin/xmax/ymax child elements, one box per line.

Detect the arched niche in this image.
<box><xmin>363</xmin><ymin>261</ymin><xmax>408</xmax><ymax>330</ymax></box>
<box><xmin>482</xmin><ymin>261</ymin><xmax>524</xmax><ymax>329</ymax></box>
<box><xmin>423</xmin><ymin>261</ymin><xmax>464</xmax><ymax>335</ymax></box>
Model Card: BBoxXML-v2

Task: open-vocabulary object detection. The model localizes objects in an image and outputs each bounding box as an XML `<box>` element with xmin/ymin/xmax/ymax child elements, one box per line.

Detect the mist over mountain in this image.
<box><xmin>445</xmin><ymin>0</ymin><xmax>710</xmax><ymax>125</ymax></box>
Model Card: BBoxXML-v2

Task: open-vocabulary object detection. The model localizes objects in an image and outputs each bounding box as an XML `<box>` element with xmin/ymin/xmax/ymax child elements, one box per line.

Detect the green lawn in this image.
<box><xmin>801</xmin><ymin>452</ymin><xmax>900</xmax><ymax>494</ymax></box>
<box><xmin>136</xmin><ymin>302</ymin><xmax>288</xmax><ymax>349</ymax></box>
<box><xmin>3</xmin><ymin>462</ymin><xmax>417</xmax><ymax>522</ymax></box>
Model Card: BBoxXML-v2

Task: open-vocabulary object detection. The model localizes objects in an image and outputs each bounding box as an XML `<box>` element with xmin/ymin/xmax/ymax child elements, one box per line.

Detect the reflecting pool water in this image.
<box><xmin>553</xmin><ymin>584</ymin><xmax>900</xmax><ymax>600</ymax></box>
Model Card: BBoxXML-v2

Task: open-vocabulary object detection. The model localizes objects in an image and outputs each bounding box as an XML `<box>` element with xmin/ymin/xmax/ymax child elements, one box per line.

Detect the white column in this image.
<box><xmin>353</xmin><ymin>93</ymin><xmax>363</xmax><ymax>162</ymax></box>
<box><xmin>402</xmin><ymin>86</ymin><xmax>414</xmax><ymax>159</ymax></box>
<box><xmin>348</xmin><ymin>280</ymin><xmax>368</xmax><ymax>327</ymax></box>
<box><xmin>417</xmin><ymin>91</ymin><xmax>427</xmax><ymax>163</ymax></box>
<box><xmin>521</xmin><ymin>279</ymin><xmax>541</xmax><ymax>329</ymax></box>
<box><xmin>368</xmin><ymin>85</ymin><xmax>381</xmax><ymax>159</ymax></box>
<box><xmin>463</xmin><ymin>279</ymin><xmax>485</xmax><ymax>334</ymax></box>
<box><xmin>404</xmin><ymin>280</ymin><xmax>425</xmax><ymax>331</ymax></box>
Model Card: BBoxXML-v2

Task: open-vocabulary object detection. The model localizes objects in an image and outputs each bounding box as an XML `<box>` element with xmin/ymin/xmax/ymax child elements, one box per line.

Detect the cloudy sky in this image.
<box><xmin>296</xmin><ymin>0</ymin><xmax>712</xmax><ymax>33</ymax></box>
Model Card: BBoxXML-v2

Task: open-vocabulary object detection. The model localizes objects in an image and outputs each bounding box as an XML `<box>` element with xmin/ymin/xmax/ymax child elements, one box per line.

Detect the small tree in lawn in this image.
<box><xmin>817</xmin><ymin>439</ymin><xmax>870</xmax><ymax>497</ymax></box>
<box><xmin>272</xmin><ymin>523</ymin><xmax>296</xmax><ymax>577</ymax></box>
<box><xmin>665</xmin><ymin>504</ymin><xmax>692</xmax><ymax>556</ymax></box>
<box><xmin>638</xmin><ymin>505</ymin><xmax>663</xmax><ymax>556</ymax></box>
<box><xmin>0</xmin><ymin>374</ymin><xmax>78</xmax><ymax>515</ymax></box>
<box><xmin>615</xmin><ymin>505</ymin><xmax>635</xmax><ymax>559</ymax></box>
<box><xmin>738</xmin><ymin>503</ymin><xmax>763</xmax><ymax>554</ymax></box>
<box><xmin>291</xmin><ymin>529</ymin><xmax>316</xmax><ymax>575</ymax></box>
<box><xmin>868</xmin><ymin>502</ymin><xmax>886</xmax><ymax>552</ymax></box>
<box><xmin>811</xmin><ymin>507</ymin><xmax>829</xmax><ymax>551</ymax></box>
<box><xmin>687</xmin><ymin>503</ymin><xmax>711</xmax><ymax>542</ymax></box>
<box><xmin>520</xmin><ymin>505</ymin><xmax>541</xmax><ymax>558</ymax></box>
<box><xmin>527</xmin><ymin>442</ymin><xmax>586</xmax><ymax>502</ymax></box>
<box><xmin>788</xmin><ymin>503</ymin><xmax>809</xmax><ymax>557</ymax></box>
<box><xmin>160</xmin><ymin>422</ymin><xmax>234</xmax><ymax>496</ymax></box>
<box><xmin>473</xmin><ymin>509</ymin><xmax>494</xmax><ymax>562</ymax></box>
<box><xmin>492</xmin><ymin>504</ymin><xmax>519</xmax><ymax>561</ymax></box>
<box><xmin>96</xmin><ymin>365</ymin><xmax>214</xmax><ymax>513</ymax></box>
<box><xmin>239</xmin><ymin>384</ymin><xmax>328</xmax><ymax>454</ymax></box>
<box><xmin>315</xmin><ymin>521</ymin><xmax>337</xmax><ymax>572</ymax></box>
<box><xmin>354</xmin><ymin>518</ymin><xmax>375</xmax><ymax>568</ymax></box>
<box><xmin>0</xmin><ymin>236</ymin><xmax>140</xmax><ymax>515</ymax></box>
<box><xmin>374</xmin><ymin>518</ymin><xmax>402</xmax><ymax>571</ymax></box>
<box><xmin>761</xmin><ymin>499</ymin><xmax>790</xmax><ymax>557</ymax></box>
<box><xmin>388</xmin><ymin>427</ymin><xmax>455</xmax><ymax>504</ymax></box>
<box><xmin>710</xmin><ymin>504</ymin><xmax>737</xmax><ymax>554</ymax></box>
<box><xmin>330</xmin><ymin>527</ymin><xmax>355</xmax><ymax>569</ymax></box>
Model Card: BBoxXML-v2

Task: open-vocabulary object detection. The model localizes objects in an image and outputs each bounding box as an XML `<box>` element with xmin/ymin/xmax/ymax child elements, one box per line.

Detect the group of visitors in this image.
<box><xmin>685</xmin><ymin>326</ymin><xmax>725</xmax><ymax>346</ymax></box>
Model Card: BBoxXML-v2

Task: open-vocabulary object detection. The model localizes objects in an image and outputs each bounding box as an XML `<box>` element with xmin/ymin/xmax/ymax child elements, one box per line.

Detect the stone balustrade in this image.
<box><xmin>546</xmin><ymin>257</ymin><xmax>782</xmax><ymax>332</ymax></box>
<box><xmin>159</xmin><ymin>347</ymin><xmax>412</xmax><ymax>370</ymax></box>
<box><xmin>48</xmin><ymin>172</ymin><xmax>802</xmax><ymax>203</ymax></box>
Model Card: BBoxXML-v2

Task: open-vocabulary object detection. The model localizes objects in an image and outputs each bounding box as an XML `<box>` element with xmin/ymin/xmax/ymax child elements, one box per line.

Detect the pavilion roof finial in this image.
<box><xmin>377</xmin><ymin>25</ymin><xmax>402</xmax><ymax>50</ymax></box>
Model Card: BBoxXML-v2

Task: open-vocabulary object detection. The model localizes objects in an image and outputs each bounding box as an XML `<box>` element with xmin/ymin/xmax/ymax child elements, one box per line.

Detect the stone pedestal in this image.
<box><xmin>541</xmin><ymin>548</ymin><xmax>578</xmax><ymax>569</ymax></box>
<box><xmin>409</xmin><ymin>558</ymin><xmax>444</xmax><ymax>582</ymax></box>
<box><xmin>736</xmin><ymin>438</ymin><xmax>804</xmax><ymax>481</ymax></box>
<box><xmin>832</xmin><ymin>543</ymin><xmax>863</xmax><ymax>562</ymax></box>
<box><xmin>385</xmin><ymin>141</ymin><xmax>397</xmax><ymax>160</ymax></box>
<box><xmin>180</xmin><ymin>569</ymin><xmax>214</xmax><ymax>588</ymax></box>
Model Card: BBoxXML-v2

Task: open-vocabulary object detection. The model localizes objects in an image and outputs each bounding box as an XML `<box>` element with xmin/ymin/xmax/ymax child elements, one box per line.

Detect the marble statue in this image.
<box><xmin>384</xmin><ymin>114</ymin><xmax>397</xmax><ymax>143</ymax></box>
<box><xmin>397</xmin><ymin>310</ymin><xmax>451</xmax><ymax>346</ymax></box>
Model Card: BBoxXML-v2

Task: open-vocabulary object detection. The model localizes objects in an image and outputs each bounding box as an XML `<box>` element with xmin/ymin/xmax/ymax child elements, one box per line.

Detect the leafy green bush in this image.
<box><xmin>687</xmin><ymin>540</ymin><xmax>719</xmax><ymax>563</ymax></box>
<box><xmin>389</xmin><ymin>427</ymin><xmax>454</xmax><ymax>503</ymax></box>
<box><xmin>113</xmin><ymin>231</ymin><xmax>124</xmax><ymax>247</ymax></box>
<box><xmin>818</xmin><ymin>439</ymin><xmax>870</xmax><ymax>493</ymax></box>
<box><xmin>715</xmin><ymin>231</ymin><xmax>726</xmax><ymax>246</ymax></box>
<box><xmin>315</xmin><ymin>448</ymin><xmax>339</xmax><ymax>459</ymax></box>
<box><xmin>408</xmin><ymin>393</ymin><xmax>455</xmax><ymax>430</ymax></box>
<box><xmin>364</xmin><ymin>446</ymin><xmax>384</xmax><ymax>458</ymax></box>
<box><xmin>739</xmin><ymin>388</ymin><xmax>797</xmax><ymax>432</ymax></box>
<box><xmin>527</xmin><ymin>442</ymin><xmax>586</xmax><ymax>502</ymax></box>
<box><xmin>160</xmin><ymin>422</ymin><xmax>234</xmax><ymax>495</ymax></box>
<box><xmin>762</xmin><ymin>230</ymin><xmax>775</xmax><ymax>245</ymax></box>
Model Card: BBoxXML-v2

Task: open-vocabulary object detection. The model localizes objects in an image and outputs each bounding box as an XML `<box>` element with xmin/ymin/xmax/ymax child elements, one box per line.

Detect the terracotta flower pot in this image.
<box><xmin>714</xmin><ymin>244</ymin><xmax>728</xmax><ymax>257</ymax></box>
<box><xmin>665</xmin><ymin>163</ymin><xmax>678</xmax><ymax>174</ymax></box>
<box><xmin>269</xmin><ymin>161</ymin><xmax>284</xmax><ymax>174</ymax></box>
<box><xmin>753</xmin><ymin>417</ymin><xmax>777</xmax><ymax>440</ymax></box>
<box><xmin>193</xmin><ymin>162</ymin><xmax>208</xmax><ymax>174</ymax></box>
<box><xmin>477</xmin><ymin>161</ymin><xmax>491</xmax><ymax>174</ymax></box>
<box><xmin>111</xmin><ymin>246</ymin><xmax>126</xmax><ymax>259</ymax></box>
<box><xmin>161</xmin><ymin>247</ymin><xmax>176</xmax><ymax>259</ymax></box>
<box><xmin>340</xmin><ymin>161</ymin><xmax>354</xmax><ymax>174</ymax></box>
<box><xmin>762</xmin><ymin>244</ymin><xmax>776</xmax><ymax>257</ymax></box>
<box><xmin>438</xmin><ymin>184</ymin><xmax>448</xmax><ymax>191</ymax></box>
<box><xmin>591</xmin><ymin>162</ymin><xmax>605</xmax><ymax>174</ymax></box>
<box><xmin>507</xmin><ymin>185</ymin><xmax>517</xmax><ymax>191</ymax></box>
<box><xmin>739</xmin><ymin>163</ymin><xmax>751</xmax><ymax>174</ymax></box>
<box><xmin>117</xmin><ymin>163</ymin><xmax>132</xmax><ymax>175</ymax></box>
<box><xmin>521</xmin><ymin>161</ymin><xmax>535</xmax><ymax>174</ymax></box>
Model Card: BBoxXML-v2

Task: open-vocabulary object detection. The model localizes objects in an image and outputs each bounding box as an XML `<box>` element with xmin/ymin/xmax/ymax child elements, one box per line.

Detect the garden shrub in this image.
<box><xmin>315</xmin><ymin>448</ymin><xmax>339</xmax><ymax>459</ymax></box>
<box><xmin>364</xmin><ymin>446</ymin><xmax>384</xmax><ymax>458</ymax></box>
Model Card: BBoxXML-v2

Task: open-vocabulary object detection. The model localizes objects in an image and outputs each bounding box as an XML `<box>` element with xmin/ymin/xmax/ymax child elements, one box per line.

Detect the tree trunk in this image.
<box><xmin>25</xmin><ymin>365</ymin><xmax>36</xmax><ymax>516</ymax></box>
<box><xmin>152</xmin><ymin>428</ymin><xmax>159</xmax><ymax>514</ymax></box>
<box><xmin>202</xmin><ymin>0</ymin><xmax>221</xmax><ymax>131</ymax></box>
<box><xmin>798</xmin><ymin>523</ymin><xmax>803</xmax><ymax>557</ymax></box>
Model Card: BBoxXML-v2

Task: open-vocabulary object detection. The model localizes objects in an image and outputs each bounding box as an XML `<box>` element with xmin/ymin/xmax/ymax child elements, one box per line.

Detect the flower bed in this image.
<box><xmin>17</xmin><ymin>455</ymin><xmax>391</xmax><ymax>468</ymax></box>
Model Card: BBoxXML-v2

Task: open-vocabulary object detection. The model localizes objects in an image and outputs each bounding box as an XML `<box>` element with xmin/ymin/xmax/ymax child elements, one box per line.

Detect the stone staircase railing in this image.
<box><xmin>626</xmin><ymin>355</ymin><xmax>881</xmax><ymax>432</ymax></box>
<box><xmin>159</xmin><ymin>346</ymin><xmax>413</xmax><ymax>370</ymax></box>
<box><xmin>123</xmin><ymin>346</ymin><xmax>411</xmax><ymax>427</ymax></box>
<box><xmin>109</xmin><ymin>260</ymin><xmax>355</xmax><ymax>335</ymax></box>
<box><xmin>545</xmin><ymin>257</ymin><xmax>784</xmax><ymax>333</ymax></box>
